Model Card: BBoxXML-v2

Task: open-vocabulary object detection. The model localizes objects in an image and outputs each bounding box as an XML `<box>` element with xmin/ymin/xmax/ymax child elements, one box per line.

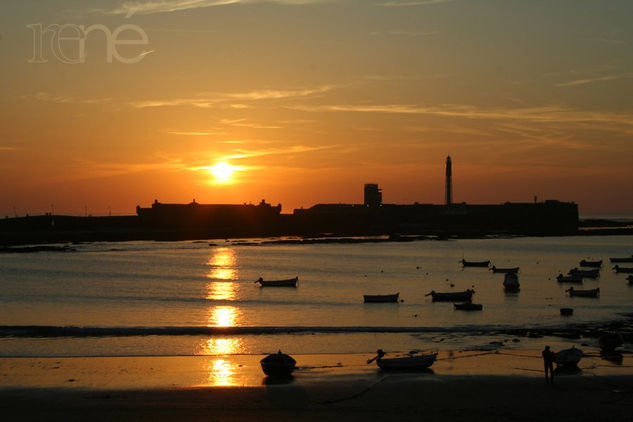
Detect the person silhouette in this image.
<box><xmin>542</xmin><ymin>345</ymin><xmax>556</xmax><ymax>384</ymax></box>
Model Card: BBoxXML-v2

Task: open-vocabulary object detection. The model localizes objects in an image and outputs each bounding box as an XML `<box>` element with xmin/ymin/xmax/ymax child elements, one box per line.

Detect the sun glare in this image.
<box><xmin>210</xmin><ymin>162</ymin><xmax>236</xmax><ymax>183</ymax></box>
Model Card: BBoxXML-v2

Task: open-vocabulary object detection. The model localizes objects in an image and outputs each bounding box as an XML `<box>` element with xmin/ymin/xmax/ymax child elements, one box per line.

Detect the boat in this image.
<box><xmin>555</xmin><ymin>347</ymin><xmax>583</xmax><ymax>367</ymax></box>
<box><xmin>609</xmin><ymin>256</ymin><xmax>633</xmax><ymax>263</ymax></box>
<box><xmin>556</xmin><ymin>274</ymin><xmax>583</xmax><ymax>283</ymax></box>
<box><xmin>461</xmin><ymin>259</ymin><xmax>490</xmax><ymax>267</ymax></box>
<box><xmin>363</xmin><ymin>293</ymin><xmax>399</xmax><ymax>303</ymax></box>
<box><xmin>627</xmin><ymin>275</ymin><xmax>633</xmax><ymax>285</ymax></box>
<box><xmin>560</xmin><ymin>307</ymin><xmax>574</xmax><ymax>316</ymax></box>
<box><xmin>599</xmin><ymin>333</ymin><xmax>623</xmax><ymax>352</ymax></box>
<box><xmin>425</xmin><ymin>289</ymin><xmax>475</xmax><ymax>302</ymax></box>
<box><xmin>567</xmin><ymin>268</ymin><xmax>600</xmax><ymax>278</ymax></box>
<box><xmin>503</xmin><ymin>273</ymin><xmax>520</xmax><ymax>292</ymax></box>
<box><xmin>454</xmin><ymin>302</ymin><xmax>483</xmax><ymax>311</ymax></box>
<box><xmin>255</xmin><ymin>276</ymin><xmax>298</xmax><ymax>287</ymax></box>
<box><xmin>491</xmin><ymin>266</ymin><xmax>520</xmax><ymax>274</ymax></box>
<box><xmin>613</xmin><ymin>265</ymin><xmax>633</xmax><ymax>274</ymax></box>
<box><xmin>368</xmin><ymin>349</ymin><xmax>437</xmax><ymax>371</ymax></box>
<box><xmin>566</xmin><ymin>287</ymin><xmax>600</xmax><ymax>298</ymax></box>
<box><xmin>579</xmin><ymin>259</ymin><xmax>602</xmax><ymax>268</ymax></box>
<box><xmin>260</xmin><ymin>350</ymin><xmax>296</xmax><ymax>377</ymax></box>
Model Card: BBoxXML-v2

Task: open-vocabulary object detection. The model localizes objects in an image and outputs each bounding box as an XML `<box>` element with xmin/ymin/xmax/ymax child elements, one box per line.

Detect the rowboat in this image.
<box><xmin>613</xmin><ymin>265</ymin><xmax>633</xmax><ymax>274</ymax></box>
<box><xmin>491</xmin><ymin>266</ymin><xmax>520</xmax><ymax>274</ymax></box>
<box><xmin>560</xmin><ymin>307</ymin><xmax>574</xmax><ymax>316</ymax></box>
<box><xmin>363</xmin><ymin>293</ymin><xmax>399</xmax><ymax>303</ymax></box>
<box><xmin>555</xmin><ymin>347</ymin><xmax>583</xmax><ymax>367</ymax></box>
<box><xmin>503</xmin><ymin>273</ymin><xmax>520</xmax><ymax>292</ymax></box>
<box><xmin>599</xmin><ymin>333</ymin><xmax>623</xmax><ymax>352</ymax></box>
<box><xmin>368</xmin><ymin>349</ymin><xmax>437</xmax><ymax>371</ymax></box>
<box><xmin>556</xmin><ymin>274</ymin><xmax>583</xmax><ymax>283</ymax></box>
<box><xmin>426</xmin><ymin>289</ymin><xmax>474</xmax><ymax>302</ymax></box>
<box><xmin>568</xmin><ymin>268</ymin><xmax>600</xmax><ymax>278</ymax></box>
<box><xmin>454</xmin><ymin>302</ymin><xmax>483</xmax><ymax>311</ymax></box>
<box><xmin>609</xmin><ymin>256</ymin><xmax>633</xmax><ymax>263</ymax></box>
<box><xmin>627</xmin><ymin>275</ymin><xmax>633</xmax><ymax>285</ymax></box>
<box><xmin>260</xmin><ymin>350</ymin><xmax>296</xmax><ymax>377</ymax></box>
<box><xmin>461</xmin><ymin>259</ymin><xmax>490</xmax><ymax>267</ymax></box>
<box><xmin>566</xmin><ymin>287</ymin><xmax>599</xmax><ymax>298</ymax></box>
<box><xmin>256</xmin><ymin>276</ymin><xmax>298</xmax><ymax>287</ymax></box>
<box><xmin>579</xmin><ymin>259</ymin><xmax>602</xmax><ymax>268</ymax></box>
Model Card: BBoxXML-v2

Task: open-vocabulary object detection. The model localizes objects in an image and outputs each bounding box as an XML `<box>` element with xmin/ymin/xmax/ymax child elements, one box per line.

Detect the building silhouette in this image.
<box><xmin>364</xmin><ymin>184</ymin><xmax>382</xmax><ymax>207</ymax></box>
<box><xmin>445</xmin><ymin>156</ymin><xmax>453</xmax><ymax>206</ymax></box>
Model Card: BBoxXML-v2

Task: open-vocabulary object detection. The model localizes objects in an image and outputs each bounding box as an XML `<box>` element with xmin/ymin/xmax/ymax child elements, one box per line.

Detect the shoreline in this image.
<box><xmin>2</xmin><ymin>351</ymin><xmax>633</xmax><ymax>421</ymax></box>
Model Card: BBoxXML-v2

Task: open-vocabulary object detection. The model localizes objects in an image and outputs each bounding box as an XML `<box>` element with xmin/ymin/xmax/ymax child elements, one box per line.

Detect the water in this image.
<box><xmin>1</xmin><ymin>236</ymin><xmax>632</xmax><ymax>357</ymax></box>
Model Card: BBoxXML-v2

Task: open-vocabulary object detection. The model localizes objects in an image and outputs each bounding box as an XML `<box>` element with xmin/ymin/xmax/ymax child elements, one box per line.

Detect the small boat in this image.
<box><xmin>609</xmin><ymin>256</ymin><xmax>633</xmax><ymax>263</ymax></box>
<box><xmin>627</xmin><ymin>275</ymin><xmax>633</xmax><ymax>285</ymax></box>
<box><xmin>599</xmin><ymin>333</ymin><xmax>623</xmax><ymax>352</ymax></box>
<box><xmin>461</xmin><ymin>259</ymin><xmax>490</xmax><ymax>267</ymax></box>
<box><xmin>256</xmin><ymin>276</ymin><xmax>298</xmax><ymax>287</ymax></box>
<box><xmin>503</xmin><ymin>273</ymin><xmax>520</xmax><ymax>292</ymax></box>
<box><xmin>560</xmin><ymin>307</ymin><xmax>574</xmax><ymax>316</ymax></box>
<box><xmin>425</xmin><ymin>289</ymin><xmax>475</xmax><ymax>302</ymax></box>
<box><xmin>555</xmin><ymin>347</ymin><xmax>583</xmax><ymax>367</ymax></box>
<box><xmin>567</xmin><ymin>268</ymin><xmax>600</xmax><ymax>278</ymax></box>
<box><xmin>566</xmin><ymin>287</ymin><xmax>599</xmax><ymax>298</ymax></box>
<box><xmin>454</xmin><ymin>302</ymin><xmax>483</xmax><ymax>311</ymax></box>
<box><xmin>368</xmin><ymin>349</ymin><xmax>437</xmax><ymax>371</ymax></box>
<box><xmin>579</xmin><ymin>259</ymin><xmax>602</xmax><ymax>268</ymax></box>
<box><xmin>491</xmin><ymin>266</ymin><xmax>520</xmax><ymax>274</ymax></box>
<box><xmin>260</xmin><ymin>350</ymin><xmax>296</xmax><ymax>377</ymax></box>
<box><xmin>613</xmin><ymin>265</ymin><xmax>633</xmax><ymax>274</ymax></box>
<box><xmin>364</xmin><ymin>293</ymin><xmax>399</xmax><ymax>303</ymax></box>
<box><xmin>556</xmin><ymin>274</ymin><xmax>583</xmax><ymax>283</ymax></box>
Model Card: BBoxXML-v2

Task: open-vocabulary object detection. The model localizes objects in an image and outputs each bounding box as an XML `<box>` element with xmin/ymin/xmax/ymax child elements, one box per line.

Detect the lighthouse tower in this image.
<box><xmin>445</xmin><ymin>156</ymin><xmax>452</xmax><ymax>206</ymax></box>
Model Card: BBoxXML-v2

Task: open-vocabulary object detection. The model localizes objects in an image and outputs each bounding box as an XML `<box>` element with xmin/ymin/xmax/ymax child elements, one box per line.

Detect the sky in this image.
<box><xmin>1</xmin><ymin>0</ymin><xmax>632</xmax><ymax>216</ymax></box>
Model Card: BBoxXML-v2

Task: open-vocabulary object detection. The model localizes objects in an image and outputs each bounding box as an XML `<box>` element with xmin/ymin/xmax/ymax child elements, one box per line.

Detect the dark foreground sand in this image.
<box><xmin>2</xmin><ymin>350</ymin><xmax>632</xmax><ymax>421</ymax></box>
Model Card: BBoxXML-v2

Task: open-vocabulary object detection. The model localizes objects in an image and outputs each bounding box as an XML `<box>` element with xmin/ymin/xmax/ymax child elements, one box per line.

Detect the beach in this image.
<box><xmin>2</xmin><ymin>349</ymin><xmax>633</xmax><ymax>421</ymax></box>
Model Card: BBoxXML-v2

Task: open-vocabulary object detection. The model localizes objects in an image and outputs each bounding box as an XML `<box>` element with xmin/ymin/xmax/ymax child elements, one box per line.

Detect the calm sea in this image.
<box><xmin>1</xmin><ymin>236</ymin><xmax>632</xmax><ymax>357</ymax></box>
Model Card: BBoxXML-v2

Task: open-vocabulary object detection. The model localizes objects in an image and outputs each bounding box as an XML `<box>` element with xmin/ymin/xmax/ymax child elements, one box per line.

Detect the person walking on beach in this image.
<box><xmin>542</xmin><ymin>346</ymin><xmax>556</xmax><ymax>384</ymax></box>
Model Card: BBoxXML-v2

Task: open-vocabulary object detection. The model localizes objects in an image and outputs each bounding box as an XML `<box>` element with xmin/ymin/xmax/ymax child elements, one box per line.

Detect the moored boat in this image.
<box><xmin>454</xmin><ymin>302</ymin><xmax>483</xmax><ymax>311</ymax></box>
<box><xmin>556</xmin><ymin>274</ymin><xmax>583</xmax><ymax>283</ymax></box>
<box><xmin>568</xmin><ymin>268</ymin><xmax>600</xmax><ymax>278</ymax></box>
<box><xmin>599</xmin><ymin>333</ymin><xmax>623</xmax><ymax>352</ymax></box>
<box><xmin>260</xmin><ymin>350</ymin><xmax>296</xmax><ymax>377</ymax></box>
<box><xmin>256</xmin><ymin>276</ymin><xmax>298</xmax><ymax>287</ymax></box>
<box><xmin>368</xmin><ymin>349</ymin><xmax>437</xmax><ymax>371</ymax></box>
<box><xmin>613</xmin><ymin>265</ymin><xmax>633</xmax><ymax>274</ymax></box>
<box><xmin>609</xmin><ymin>256</ymin><xmax>633</xmax><ymax>263</ymax></box>
<box><xmin>566</xmin><ymin>287</ymin><xmax>599</xmax><ymax>298</ymax></box>
<box><xmin>461</xmin><ymin>259</ymin><xmax>490</xmax><ymax>267</ymax></box>
<box><xmin>627</xmin><ymin>275</ymin><xmax>633</xmax><ymax>285</ymax></box>
<box><xmin>580</xmin><ymin>259</ymin><xmax>602</xmax><ymax>268</ymax></box>
<box><xmin>555</xmin><ymin>347</ymin><xmax>583</xmax><ymax>367</ymax></box>
<box><xmin>363</xmin><ymin>293</ymin><xmax>399</xmax><ymax>303</ymax></box>
<box><xmin>491</xmin><ymin>266</ymin><xmax>520</xmax><ymax>274</ymax></box>
<box><xmin>425</xmin><ymin>289</ymin><xmax>475</xmax><ymax>302</ymax></box>
<box><xmin>503</xmin><ymin>273</ymin><xmax>520</xmax><ymax>292</ymax></box>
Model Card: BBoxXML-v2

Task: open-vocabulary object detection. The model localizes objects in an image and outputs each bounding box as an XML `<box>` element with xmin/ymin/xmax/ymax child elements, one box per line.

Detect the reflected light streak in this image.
<box><xmin>204</xmin><ymin>358</ymin><xmax>236</xmax><ymax>386</ymax></box>
<box><xmin>208</xmin><ymin>305</ymin><xmax>239</xmax><ymax>327</ymax></box>
<box><xmin>199</xmin><ymin>338</ymin><xmax>243</xmax><ymax>355</ymax></box>
<box><xmin>207</xmin><ymin>247</ymin><xmax>237</xmax><ymax>281</ymax></box>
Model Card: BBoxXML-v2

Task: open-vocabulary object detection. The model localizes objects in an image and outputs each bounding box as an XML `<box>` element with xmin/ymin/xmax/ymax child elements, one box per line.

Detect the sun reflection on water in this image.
<box><xmin>204</xmin><ymin>358</ymin><xmax>236</xmax><ymax>386</ymax></box>
<box><xmin>207</xmin><ymin>247</ymin><xmax>237</xmax><ymax>281</ymax></box>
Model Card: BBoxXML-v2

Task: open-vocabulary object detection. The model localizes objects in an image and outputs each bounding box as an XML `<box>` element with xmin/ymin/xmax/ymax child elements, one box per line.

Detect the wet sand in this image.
<box><xmin>2</xmin><ymin>350</ymin><xmax>633</xmax><ymax>420</ymax></box>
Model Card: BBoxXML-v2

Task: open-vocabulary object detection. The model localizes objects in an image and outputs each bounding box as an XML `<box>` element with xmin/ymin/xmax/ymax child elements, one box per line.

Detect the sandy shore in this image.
<box><xmin>2</xmin><ymin>350</ymin><xmax>633</xmax><ymax>420</ymax></box>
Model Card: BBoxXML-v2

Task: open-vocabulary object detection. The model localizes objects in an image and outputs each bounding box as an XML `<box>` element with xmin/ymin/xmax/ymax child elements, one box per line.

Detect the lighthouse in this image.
<box><xmin>445</xmin><ymin>156</ymin><xmax>452</xmax><ymax>206</ymax></box>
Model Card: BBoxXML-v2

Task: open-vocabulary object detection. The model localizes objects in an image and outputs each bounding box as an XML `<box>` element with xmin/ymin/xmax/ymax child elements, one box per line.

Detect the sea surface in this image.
<box><xmin>1</xmin><ymin>236</ymin><xmax>632</xmax><ymax>357</ymax></box>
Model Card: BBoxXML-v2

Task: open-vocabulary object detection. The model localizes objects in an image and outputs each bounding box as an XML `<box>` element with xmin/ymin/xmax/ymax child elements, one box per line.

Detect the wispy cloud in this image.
<box><xmin>556</xmin><ymin>72</ymin><xmax>633</xmax><ymax>87</ymax></box>
<box><xmin>0</xmin><ymin>146</ymin><xmax>18</xmax><ymax>151</ymax></box>
<box><xmin>168</xmin><ymin>131</ymin><xmax>226</xmax><ymax>136</ymax></box>
<box><xmin>378</xmin><ymin>0</ymin><xmax>455</xmax><ymax>7</ymax></box>
<box><xmin>219</xmin><ymin>118</ymin><xmax>282</xmax><ymax>129</ymax></box>
<box><xmin>20</xmin><ymin>92</ymin><xmax>112</xmax><ymax>104</ymax></box>
<box><xmin>95</xmin><ymin>0</ymin><xmax>331</xmax><ymax>17</ymax></box>
<box><xmin>369</xmin><ymin>30</ymin><xmax>437</xmax><ymax>36</ymax></box>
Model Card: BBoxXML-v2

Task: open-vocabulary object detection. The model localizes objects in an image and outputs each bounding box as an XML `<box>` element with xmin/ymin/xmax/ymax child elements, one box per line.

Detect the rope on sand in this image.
<box><xmin>319</xmin><ymin>375</ymin><xmax>390</xmax><ymax>405</ymax></box>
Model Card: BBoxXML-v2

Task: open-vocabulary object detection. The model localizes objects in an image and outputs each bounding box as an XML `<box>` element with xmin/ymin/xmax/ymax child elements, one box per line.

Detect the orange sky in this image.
<box><xmin>1</xmin><ymin>1</ymin><xmax>632</xmax><ymax>216</ymax></box>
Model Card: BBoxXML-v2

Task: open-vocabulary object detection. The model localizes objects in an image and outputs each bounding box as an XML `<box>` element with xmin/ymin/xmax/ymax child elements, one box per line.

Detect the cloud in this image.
<box><xmin>556</xmin><ymin>72</ymin><xmax>633</xmax><ymax>87</ymax></box>
<box><xmin>0</xmin><ymin>146</ymin><xmax>18</xmax><ymax>151</ymax></box>
<box><xmin>95</xmin><ymin>0</ymin><xmax>331</xmax><ymax>17</ymax></box>
<box><xmin>20</xmin><ymin>92</ymin><xmax>112</xmax><ymax>104</ymax></box>
<box><xmin>369</xmin><ymin>30</ymin><xmax>438</xmax><ymax>36</ymax></box>
<box><xmin>377</xmin><ymin>0</ymin><xmax>455</xmax><ymax>7</ymax></box>
<box><xmin>168</xmin><ymin>131</ymin><xmax>226</xmax><ymax>136</ymax></box>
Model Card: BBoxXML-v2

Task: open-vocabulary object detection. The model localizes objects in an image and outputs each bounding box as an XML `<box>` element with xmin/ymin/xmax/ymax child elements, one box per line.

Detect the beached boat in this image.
<box><xmin>556</xmin><ymin>274</ymin><xmax>583</xmax><ymax>283</ymax></box>
<box><xmin>260</xmin><ymin>350</ymin><xmax>296</xmax><ymax>377</ymax></box>
<box><xmin>461</xmin><ymin>259</ymin><xmax>490</xmax><ymax>267</ymax></box>
<box><xmin>609</xmin><ymin>256</ymin><xmax>633</xmax><ymax>263</ymax></box>
<box><xmin>503</xmin><ymin>273</ymin><xmax>520</xmax><ymax>292</ymax></box>
<box><xmin>613</xmin><ymin>265</ymin><xmax>633</xmax><ymax>274</ymax></box>
<box><xmin>426</xmin><ymin>289</ymin><xmax>475</xmax><ymax>302</ymax></box>
<box><xmin>491</xmin><ymin>266</ymin><xmax>520</xmax><ymax>274</ymax></box>
<box><xmin>566</xmin><ymin>287</ymin><xmax>599</xmax><ymax>298</ymax></box>
<box><xmin>599</xmin><ymin>333</ymin><xmax>623</xmax><ymax>352</ymax></box>
<box><xmin>363</xmin><ymin>293</ymin><xmax>399</xmax><ymax>303</ymax></box>
<box><xmin>579</xmin><ymin>259</ymin><xmax>602</xmax><ymax>268</ymax></box>
<box><xmin>454</xmin><ymin>302</ymin><xmax>483</xmax><ymax>311</ymax></box>
<box><xmin>560</xmin><ymin>307</ymin><xmax>573</xmax><ymax>316</ymax></box>
<box><xmin>555</xmin><ymin>347</ymin><xmax>583</xmax><ymax>367</ymax></box>
<box><xmin>627</xmin><ymin>275</ymin><xmax>633</xmax><ymax>285</ymax></box>
<box><xmin>567</xmin><ymin>268</ymin><xmax>600</xmax><ymax>278</ymax></box>
<box><xmin>256</xmin><ymin>276</ymin><xmax>298</xmax><ymax>287</ymax></box>
<box><xmin>368</xmin><ymin>349</ymin><xmax>437</xmax><ymax>371</ymax></box>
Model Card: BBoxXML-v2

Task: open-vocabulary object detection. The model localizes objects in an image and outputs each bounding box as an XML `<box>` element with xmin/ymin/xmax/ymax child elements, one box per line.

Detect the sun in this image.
<box><xmin>210</xmin><ymin>162</ymin><xmax>236</xmax><ymax>183</ymax></box>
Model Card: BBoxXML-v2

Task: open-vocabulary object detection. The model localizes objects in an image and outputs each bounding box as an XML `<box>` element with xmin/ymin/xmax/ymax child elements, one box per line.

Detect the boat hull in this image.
<box><xmin>257</xmin><ymin>277</ymin><xmax>298</xmax><ymax>287</ymax></box>
<box><xmin>376</xmin><ymin>353</ymin><xmax>437</xmax><ymax>371</ymax></box>
<box><xmin>567</xmin><ymin>287</ymin><xmax>599</xmax><ymax>298</ymax></box>
<box><xmin>429</xmin><ymin>290</ymin><xmax>474</xmax><ymax>302</ymax></box>
<box><xmin>461</xmin><ymin>260</ymin><xmax>490</xmax><ymax>267</ymax></box>
<box><xmin>364</xmin><ymin>293</ymin><xmax>399</xmax><ymax>303</ymax></box>
<box><xmin>260</xmin><ymin>352</ymin><xmax>296</xmax><ymax>377</ymax></box>
<box><xmin>555</xmin><ymin>348</ymin><xmax>583</xmax><ymax>367</ymax></box>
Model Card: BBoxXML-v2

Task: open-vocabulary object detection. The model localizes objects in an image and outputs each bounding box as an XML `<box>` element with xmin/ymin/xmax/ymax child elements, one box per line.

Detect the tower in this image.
<box><xmin>445</xmin><ymin>156</ymin><xmax>452</xmax><ymax>206</ymax></box>
<box><xmin>364</xmin><ymin>183</ymin><xmax>382</xmax><ymax>207</ymax></box>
